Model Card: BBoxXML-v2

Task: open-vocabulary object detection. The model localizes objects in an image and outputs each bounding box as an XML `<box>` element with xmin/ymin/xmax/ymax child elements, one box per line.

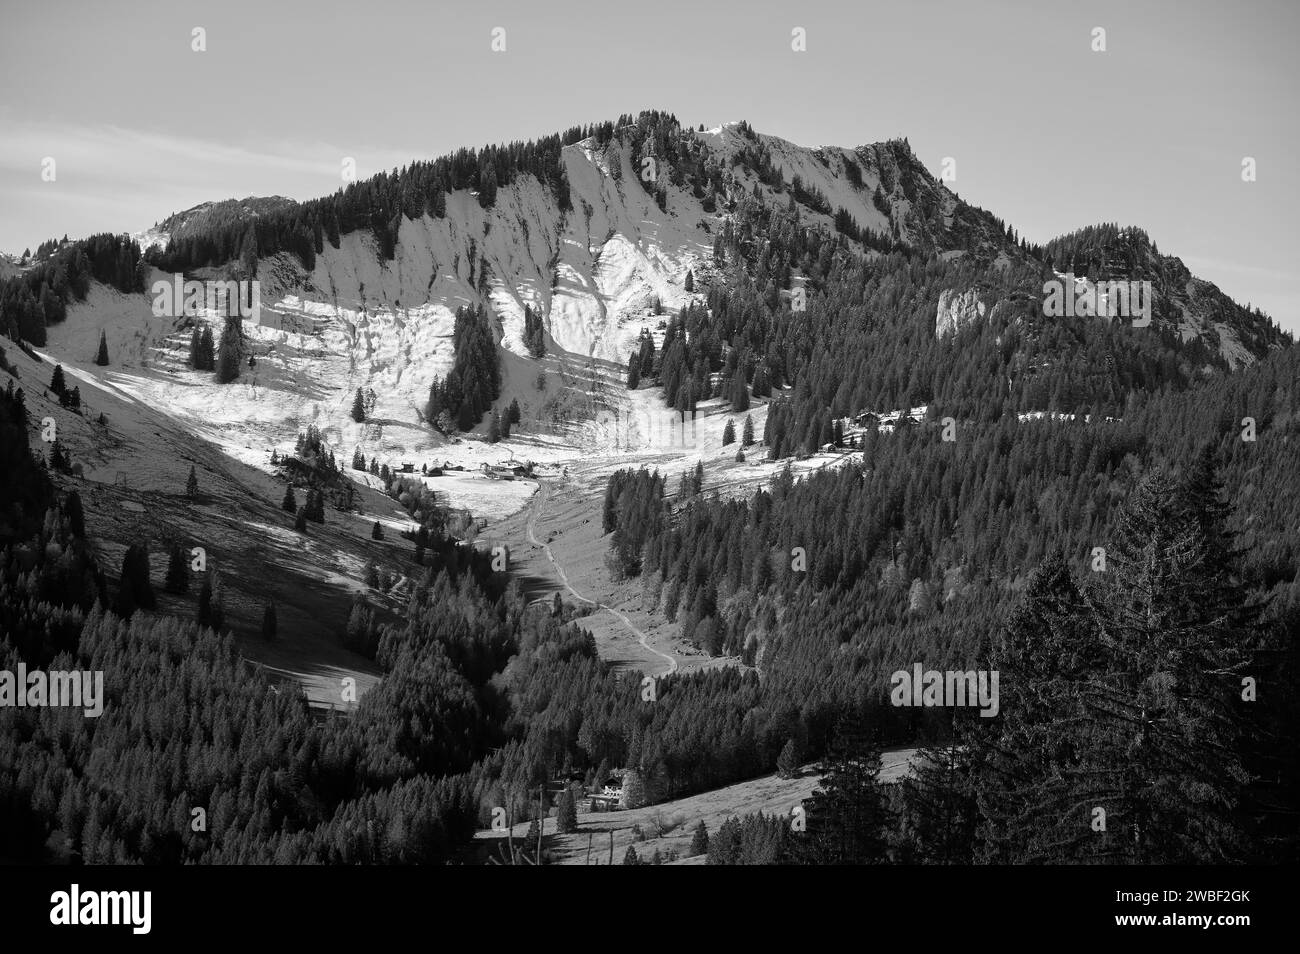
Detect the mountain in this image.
<box><xmin>2</xmin><ymin>109</ymin><xmax>1296</xmax><ymax>869</ymax></box>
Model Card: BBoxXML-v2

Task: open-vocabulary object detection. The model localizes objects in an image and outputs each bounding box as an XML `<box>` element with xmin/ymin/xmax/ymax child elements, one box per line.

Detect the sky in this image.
<box><xmin>1</xmin><ymin>0</ymin><xmax>1296</xmax><ymax>331</ymax></box>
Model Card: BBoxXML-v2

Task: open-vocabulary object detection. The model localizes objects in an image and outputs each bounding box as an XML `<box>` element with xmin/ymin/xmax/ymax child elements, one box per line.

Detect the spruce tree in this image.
<box><xmin>798</xmin><ymin>713</ymin><xmax>889</xmax><ymax>864</ymax></box>
<box><xmin>64</xmin><ymin>490</ymin><xmax>85</xmax><ymax>538</ymax></box>
<box><xmin>351</xmin><ymin>388</ymin><xmax>366</xmax><ymax>423</ymax></box>
<box><xmin>690</xmin><ymin>820</ymin><xmax>709</xmax><ymax>856</ymax></box>
<box><xmin>164</xmin><ymin>543</ymin><xmax>189</xmax><ymax>593</ymax></box>
<box><xmin>282</xmin><ymin>484</ymin><xmax>297</xmax><ymax>513</ymax></box>
<box><xmin>556</xmin><ymin>786</ymin><xmax>578</xmax><ymax>834</ymax></box>
<box><xmin>776</xmin><ymin>738</ymin><xmax>799</xmax><ymax>778</ymax></box>
<box><xmin>94</xmin><ymin>330</ymin><xmax>109</xmax><ymax>366</ymax></box>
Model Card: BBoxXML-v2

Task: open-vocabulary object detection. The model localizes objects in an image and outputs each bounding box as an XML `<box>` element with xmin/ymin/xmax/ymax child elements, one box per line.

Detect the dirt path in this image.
<box><xmin>525</xmin><ymin>475</ymin><xmax>678</xmax><ymax>676</ymax></box>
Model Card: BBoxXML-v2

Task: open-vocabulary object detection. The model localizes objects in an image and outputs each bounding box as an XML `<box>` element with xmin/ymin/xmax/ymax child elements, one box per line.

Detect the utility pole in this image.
<box><xmin>536</xmin><ymin>784</ymin><xmax>544</xmax><ymax>865</ymax></box>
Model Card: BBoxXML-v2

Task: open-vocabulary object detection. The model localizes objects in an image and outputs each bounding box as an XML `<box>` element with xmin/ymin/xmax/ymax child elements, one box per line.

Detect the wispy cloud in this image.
<box><xmin>0</xmin><ymin>121</ymin><xmax>421</xmax><ymax>249</ymax></box>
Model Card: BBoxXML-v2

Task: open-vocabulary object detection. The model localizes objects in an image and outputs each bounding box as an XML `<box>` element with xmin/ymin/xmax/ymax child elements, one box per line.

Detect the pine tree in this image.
<box><xmin>94</xmin><ymin>330</ymin><xmax>109</xmax><ymax>366</ymax></box>
<box><xmin>215</xmin><ymin>319</ymin><xmax>240</xmax><ymax>383</ymax></box>
<box><xmin>622</xmin><ymin>845</ymin><xmax>640</xmax><ymax>866</ymax></box>
<box><xmin>164</xmin><ymin>543</ymin><xmax>189</xmax><ymax>593</ymax></box>
<box><xmin>684</xmin><ymin>268</ymin><xmax>694</xmax><ymax>293</ymax></box>
<box><xmin>508</xmin><ymin>398</ymin><xmax>521</xmax><ymax>425</ymax></box>
<box><xmin>556</xmin><ymin>786</ymin><xmax>578</xmax><ymax>834</ymax></box>
<box><xmin>371</xmin><ymin>521</ymin><xmax>384</xmax><ymax>540</ymax></box>
<box><xmin>798</xmin><ymin>714</ymin><xmax>889</xmax><ymax>864</ymax></box>
<box><xmin>731</xmin><ymin>371</ymin><xmax>750</xmax><ymax>412</ymax></box>
<box><xmin>294</xmin><ymin>507</ymin><xmax>308</xmax><ymax>532</ymax></box>
<box><xmin>350</xmin><ymin>388</ymin><xmax>366</xmax><ymax>423</ymax></box>
<box><xmin>776</xmin><ymin>738</ymin><xmax>800</xmax><ymax>779</ymax></box>
<box><xmin>64</xmin><ymin>491</ymin><xmax>85</xmax><ymax>538</ymax></box>
<box><xmin>488</xmin><ymin>411</ymin><xmax>501</xmax><ymax>443</ymax></box>
<box><xmin>722</xmin><ymin>419</ymin><xmax>735</xmax><ymax>446</ymax></box>
<box><xmin>690</xmin><ymin>820</ymin><xmax>709</xmax><ymax>856</ymax></box>
<box><xmin>199</xmin><ymin>326</ymin><xmax>215</xmax><ymax>370</ymax></box>
<box><xmin>282</xmin><ymin>484</ymin><xmax>297</xmax><ymax>513</ymax></box>
<box><xmin>50</xmin><ymin>364</ymin><xmax>66</xmax><ymax>397</ymax></box>
<box><xmin>115</xmin><ymin>543</ymin><xmax>157</xmax><ymax>616</ymax></box>
<box><xmin>742</xmin><ymin>414</ymin><xmax>754</xmax><ymax>446</ymax></box>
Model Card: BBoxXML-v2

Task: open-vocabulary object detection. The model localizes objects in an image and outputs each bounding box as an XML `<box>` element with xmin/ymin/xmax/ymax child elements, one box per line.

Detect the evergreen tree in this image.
<box><xmin>742</xmin><ymin>414</ymin><xmax>754</xmax><ymax>446</ymax></box>
<box><xmin>776</xmin><ymin>738</ymin><xmax>800</xmax><ymax>779</ymax></box>
<box><xmin>282</xmin><ymin>484</ymin><xmax>297</xmax><ymax>513</ymax></box>
<box><xmin>198</xmin><ymin>325</ymin><xmax>215</xmax><ymax>370</ymax></box>
<box><xmin>798</xmin><ymin>714</ymin><xmax>889</xmax><ymax>864</ymax></box>
<box><xmin>622</xmin><ymin>845</ymin><xmax>640</xmax><ymax>866</ymax></box>
<box><xmin>64</xmin><ymin>490</ymin><xmax>85</xmax><ymax>537</ymax></box>
<box><xmin>115</xmin><ymin>543</ymin><xmax>157</xmax><ymax>616</ymax></box>
<box><xmin>351</xmin><ymin>388</ymin><xmax>366</xmax><ymax>423</ymax></box>
<box><xmin>50</xmin><ymin>364</ymin><xmax>66</xmax><ymax>397</ymax></box>
<box><xmin>731</xmin><ymin>371</ymin><xmax>750</xmax><ymax>412</ymax></box>
<box><xmin>372</xmin><ymin>521</ymin><xmax>384</xmax><ymax>540</ymax></box>
<box><xmin>185</xmin><ymin>465</ymin><xmax>199</xmax><ymax>498</ymax></box>
<box><xmin>722</xmin><ymin>418</ymin><xmax>735</xmax><ymax>446</ymax></box>
<box><xmin>164</xmin><ymin>542</ymin><xmax>189</xmax><ymax>593</ymax></box>
<box><xmin>215</xmin><ymin>319</ymin><xmax>240</xmax><ymax>383</ymax></box>
<box><xmin>94</xmin><ymin>330</ymin><xmax>109</xmax><ymax>366</ymax></box>
<box><xmin>689</xmin><ymin>820</ymin><xmax>709</xmax><ymax>856</ymax></box>
<box><xmin>556</xmin><ymin>786</ymin><xmax>578</xmax><ymax>834</ymax></box>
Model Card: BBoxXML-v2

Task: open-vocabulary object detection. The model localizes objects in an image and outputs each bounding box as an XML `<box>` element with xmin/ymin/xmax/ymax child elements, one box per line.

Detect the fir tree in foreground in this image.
<box><xmin>797</xmin><ymin>714</ymin><xmax>890</xmax><ymax>864</ymax></box>
<box><xmin>94</xmin><ymin>330</ymin><xmax>109</xmax><ymax>366</ymax></box>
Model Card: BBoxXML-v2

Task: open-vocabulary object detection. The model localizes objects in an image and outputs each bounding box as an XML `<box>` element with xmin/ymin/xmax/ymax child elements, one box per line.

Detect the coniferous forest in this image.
<box><xmin>1</xmin><ymin>104</ymin><xmax>1296</xmax><ymax>874</ymax></box>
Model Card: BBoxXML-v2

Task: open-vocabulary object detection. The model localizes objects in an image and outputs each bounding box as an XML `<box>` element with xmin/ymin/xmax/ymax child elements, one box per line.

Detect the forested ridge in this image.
<box><xmin>2</xmin><ymin>107</ymin><xmax>1297</xmax><ymax>866</ymax></box>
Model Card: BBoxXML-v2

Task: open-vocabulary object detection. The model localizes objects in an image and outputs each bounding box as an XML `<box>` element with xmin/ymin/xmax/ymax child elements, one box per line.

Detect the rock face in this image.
<box><xmin>935</xmin><ymin>287</ymin><xmax>985</xmax><ymax>338</ymax></box>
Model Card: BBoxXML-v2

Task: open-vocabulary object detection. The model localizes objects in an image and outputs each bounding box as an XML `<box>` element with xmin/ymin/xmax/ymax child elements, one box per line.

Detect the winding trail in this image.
<box><xmin>525</xmin><ymin>475</ymin><xmax>678</xmax><ymax>677</ymax></box>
